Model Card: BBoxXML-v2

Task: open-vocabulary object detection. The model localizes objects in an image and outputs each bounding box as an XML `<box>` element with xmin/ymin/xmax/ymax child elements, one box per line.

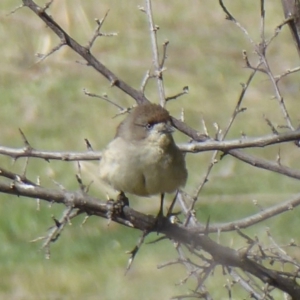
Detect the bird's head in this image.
<box><xmin>116</xmin><ymin>103</ymin><xmax>175</xmax><ymax>148</ymax></box>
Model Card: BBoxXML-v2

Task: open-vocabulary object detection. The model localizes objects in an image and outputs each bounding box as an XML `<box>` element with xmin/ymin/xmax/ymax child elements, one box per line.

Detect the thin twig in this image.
<box><xmin>86</xmin><ymin>10</ymin><xmax>117</xmax><ymax>50</ymax></box>
<box><xmin>144</xmin><ymin>0</ymin><xmax>166</xmax><ymax>106</ymax></box>
<box><xmin>275</xmin><ymin>65</ymin><xmax>300</xmax><ymax>82</ymax></box>
<box><xmin>219</xmin><ymin>0</ymin><xmax>255</xmax><ymax>46</ymax></box>
<box><xmin>83</xmin><ymin>88</ymin><xmax>124</xmax><ymax>110</ymax></box>
<box><xmin>166</xmin><ymin>86</ymin><xmax>189</xmax><ymax>102</ymax></box>
<box><xmin>191</xmin><ymin>67</ymin><xmax>258</xmax><ymax>205</ymax></box>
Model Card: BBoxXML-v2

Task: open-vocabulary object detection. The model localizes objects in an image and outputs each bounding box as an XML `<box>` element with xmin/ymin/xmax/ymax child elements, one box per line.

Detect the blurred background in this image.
<box><xmin>1</xmin><ymin>0</ymin><xmax>300</xmax><ymax>299</ymax></box>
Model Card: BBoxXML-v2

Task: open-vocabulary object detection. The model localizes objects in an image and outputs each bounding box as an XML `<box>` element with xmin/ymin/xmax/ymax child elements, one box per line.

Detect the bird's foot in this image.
<box><xmin>106</xmin><ymin>192</ymin><xmax>129</xmax><ymax>222</ymax></box>
<box><xmin>117</xmin><ymin>191</ymin><xmax>129</xmax><ymax>207</ymax></box>
<box><xmin>153</xmin><ymin>207</ymin><xmax>167</xmax><ymax>232</ymax></box>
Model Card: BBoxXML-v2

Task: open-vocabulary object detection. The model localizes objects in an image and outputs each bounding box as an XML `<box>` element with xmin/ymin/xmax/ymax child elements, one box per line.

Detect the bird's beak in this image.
<box><xmin>161</xmin><ymin>122</ymin><xmax>174</xmax><ymax>134</ymax></box>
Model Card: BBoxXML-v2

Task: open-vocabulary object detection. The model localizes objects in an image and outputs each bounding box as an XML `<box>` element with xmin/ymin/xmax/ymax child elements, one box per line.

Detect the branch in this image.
<box><xmin>181</xmin><ymin>128</ymin><xmax>300</xmax><ymax>152</ymax></box>
<box><xmin>227</xmin><ymin>148</ymin><xmax>300</xmax><ymax>180</ymax></box>
<box><xmin>0</xmin><ymin>175</ymin><xmax>299</xmax><ymax>298</ymax></box>
<box><xmin>0</xmin><ymin>146</ymin><xmax>101</xmax><ymax>161</ymax></box>
<box><xmin>220</xmin><ymin>0</ymin><xmax>294</xmax><ymax>130</ymax></box>
<box><xmin>2</xmin><ymin>127</ymin><xmax>300</xmax><ymax>160</ymax></box>
<box><xmin>190</xmin><ymin>65</ymin><xmax>258</xmax><ymax>217</ymax></box>
<box><xmin>22</xmin><ymin>0</ymin><xmax>147</xmax><ymax>105</ymax></box>
<box><xmin>20</xmin><ymin>0</ymin><xmax>207</xmax><ymax>143</ymax></box>
<box><xmin>281</xmin><ymin>0</ymin><xmax>300</xmax><ymax>57</ymax></box>
<box><xmin>192</xmin><ymin>192</ymin><xmax>300</xmax><ymax>233</ymax></box>
<box><xmin>144</xmin><ymin>0</ymin><xmax>166</xmax><ymax>106</ymax></box>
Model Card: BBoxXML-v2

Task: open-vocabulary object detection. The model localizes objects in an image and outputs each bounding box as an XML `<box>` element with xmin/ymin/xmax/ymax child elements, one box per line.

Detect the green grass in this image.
<box><xmin>1</xmin><ymin>0</ymin><xmax>300</xmax><ymax>299</ymax></box>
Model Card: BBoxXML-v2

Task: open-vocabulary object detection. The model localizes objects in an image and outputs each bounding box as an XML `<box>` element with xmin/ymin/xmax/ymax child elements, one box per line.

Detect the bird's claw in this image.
<box><xmin>106</xmin><ymin>192</ymin><xmax>129</xmax><ymax>223</ymax></box>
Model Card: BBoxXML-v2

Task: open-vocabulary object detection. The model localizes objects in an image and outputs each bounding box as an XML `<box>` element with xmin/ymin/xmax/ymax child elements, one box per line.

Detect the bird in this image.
<box><xmin>99</xmin><ymin>103</ymin><xmax>188</xmax><ymax>216</ymax></box>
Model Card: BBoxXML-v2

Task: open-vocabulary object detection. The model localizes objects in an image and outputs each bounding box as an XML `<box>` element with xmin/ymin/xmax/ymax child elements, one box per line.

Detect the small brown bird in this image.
<box><xmin>99</xmin><ymin>103</ymin><xmax>187</xmax><ymax>214</ymax></box>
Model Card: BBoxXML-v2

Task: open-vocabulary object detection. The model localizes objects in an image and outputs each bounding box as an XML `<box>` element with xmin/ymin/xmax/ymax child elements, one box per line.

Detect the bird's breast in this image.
<box><xmin>99</xmin><ymin>136</ymin><xmax>187</xmax><ymax>196</ymax></box>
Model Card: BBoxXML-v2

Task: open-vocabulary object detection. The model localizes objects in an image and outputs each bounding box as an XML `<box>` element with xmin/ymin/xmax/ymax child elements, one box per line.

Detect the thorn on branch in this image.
<box><xmin>240</xmin><ymin>107</ymin><xmax>247</xmax><ymax>113</ymax></box>
<box><xmin>22</xmin><ymin>157</ymin><xmax>30</xmax><ymax>178</ymax></box>
<box><xmin>252</xmin><ymin>199</ymin><xmax>265</xmax><ymax>212</ymax></box>
<box><xmin>35</xmin><ymin>41</ymin><xmax>66</xmax><ymax>64</ymax></box>
<box><xmin>242</xmin><ymin>50</ymin><xmax>267</xmax><ymax>74</ymax></box>
<box><xmin>204</xmin><ymin>216</ymin><xmax>211</xmax><ymax>235</ymax></box>
<box><xmin>81</xmin><ymin>214</ymin><xmax>90</xmax><ymax>226</ymax></box>
<box><xmin>236</xmin><ymin>228</ymin><xmax>255</xmax><ymax>246</ymax></box>
<box><xmin>52</xmin><ymin>215</ymin><xmax>62</xmax><ymax>228</ymax></box>
<box><xmin>19</xmin><ymin>128</ymin><xmax>32</xmax><ymax>149</ymax></box>
<box><xmin>109</xmin><ymin>77</ymin><xmax>119</xmax><ymax>87</ymax></box>
<box><xmin>154</xmin><ymin>67</ymin><xmax>166</xmax><ymax>80</ymax></box>
<box><xmin>140</xmin><ymin>69</ymin><xmax>155</xmax><ymax>94</ymax></box>
<box><xmin>213</xmin><ymin>122</ymin><xmax>222</xmax><ymax>140</ymax></box>
<box><xmin>7</xmin><ymin>4</ymin><xmax>24</xmax><ymax>16</ymax></box>
<box><xmin>36</xmin><ymin>176</ymin><xmax>41</xmax><ymax>211</ymax></box>
<box><xmin>176</xmin><ymin>110</ymin><xmax>184</xmax><ymax>126</ymax></box>
<box><xmin>157</xmin><ymin>258</ymin><xmax>185</xmax><ymax>269</ymax></box>
<box><xmin>75</xmin><ymin>173</ymin><xmax>86</xmax><ymax>192</ymax></box>
<box><xmin>160</xmin><ymin>40</ymin><xmax>169</xmax><ymax>69</ymax></box>
<box><xmin>276</xmin><ymin>148</ymin><xmax>282</xmax><ymax>166</ymax></box>
<box><xmin>52</xmin><ymin>179</ymin><xmax>66</xmax><ymax>191</ymax></box>
<box><xmin>83</xmin><ymin>88</ymin><xmax>124</xmax><ymax>111</ymax></box>
<box><xmin>125</xmin><ymin>230</ymin><xmax>149</xmax><ymax>273</ymax></box>
<box><xmin>274</xmin><ymin>66</ymin><xmax>300</xmax><ymax>83</ymax></box>
<box><xmin>201</xmin><ymin>116</ymin><xmax>209</xmax><ymax>137</ymax></box>
<box><xmin>263</xmin><ymin>115</ymin><xmax>279</xmax><ymax>135</ymax></box>
<box><xmin>112</xmin><ymin>106</ymin><xmax>134</xmax><ymax>118</ymax></box>
<box><xmin>84</xmin><ymin>138</ymin><xmax>94</xmax><ymax>151</ymax></box>
<box><xmin>153</xmin><ymin>24</ymin><xmax>160</xmax><ymax>32</ymax></box>
<box><xmin>137</xmin><ymin>5</ymin><xmax>146</xmax><ymax>13</ymax></box>
<box><xmin>86</xmin><ymin>10</ymin><xmax>117</xmax><ymax>50</ymax></box>
<box><xmin>242</xmin><ymin>50</ymin><xmax>251</xmax><ymax>68</ymax></box>
<box><xmin>18</xmin><ymin>128</ymin><xmax>34</xmax><ymax>176</ymax></box>
<box><xmin>43</xmin><ymin>0</ymin><xmax>54</xmax><ymax>13</ymax></box>
<box><xmin>219</xmin><ymin>0</ymin><xmax>235</xmax><ymax>21</ymax></box>
<box><xmin>40</xmin><ymin>207</ymin><xmax>78</xmax><ymax>259</ymax></box>
<box><xmin>166</xmin><ymin>86</ymin><xmax>189</xmax><ymax>102</ymax></box>
<box><xmin>75</xmin><ymin>162</ymin><xmax>93</xmax><ymax>193</ymax></box>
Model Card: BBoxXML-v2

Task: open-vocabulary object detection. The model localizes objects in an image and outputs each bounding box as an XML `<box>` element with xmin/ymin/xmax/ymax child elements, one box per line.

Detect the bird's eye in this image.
<box><xmin>146</xmin><ymin>123</ymin><xmax>154</xmax><ymax>130</ymax></box>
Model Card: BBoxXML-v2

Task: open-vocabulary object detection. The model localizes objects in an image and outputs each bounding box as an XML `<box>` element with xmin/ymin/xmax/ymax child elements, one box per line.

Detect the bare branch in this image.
<box><xmin>0</xmin><ymin>128</ymin><xmax>299</xmax><ymax>161</ymax></box>
<box><xmin>3</xmin><ymin>1</ymin><xmax>300</xmax><ymax>298</ymax></box>
<box><xmin>1</xmin><ymin>161</ymin><xmax>300</xmax><ymax>297</ymax></box>
<box><xmin>219</xmin><ymin>0</ymin><xmax>255</xmax><ymax>46</ymax></box>
<box><xmin>86</xmin><ymin>11</ymin><xmax>117</xmax><ymax>50</ymax></box>
<box><xmin>220</xmin><ymin>0</ymin><xmax>294</xmax><ymax>130</ymax></box>
<box><xmin>140</xmin><ymin>69</ymin><xmax>154</xmax><ymax>94</ymax></box>
<box><xmin>165</xmin><ymin>86</ymin><xmax>189</xmax><ymax>102</ymax></box>
<box><xmin>144</xmin><ymin>0</ymin><xmax>166</xmax><ymax>106</ymax></box>
<box><xmin>41</xmin><ymin>207</ymin><xmax>81</xmax><ymax>259</ymax></box>
<box><xmin>22</xmin><ymin>0</ymin><xmax>147</xmax><ymax>105</ymax></box>
<box><xmin>192</xmin><ymin>192</ymin><xmax>300</xmax><ymax>233</ymax></box>
<box><xmin>275</xmin><ymin>65</ymin><xmax>300</xmax><ymax>82</ymax></box>
<box><xmin>83</xmin><ymin>88</ymin><xmax>124</xmax><ymax>111</ymax></box>
<box><xmin>0</xmin><ymin>146</ymin><xmax>101</xmax><ymax>161</ymax></box>
<box><xmin>281</xmin><ymin>0</ymin><xmax>300</xmax><ymax>57</ymax></box>
<box><xmin>36</xmin><ymin>41</ymin><xmax>66</xmax><ymax>64</ymax></box>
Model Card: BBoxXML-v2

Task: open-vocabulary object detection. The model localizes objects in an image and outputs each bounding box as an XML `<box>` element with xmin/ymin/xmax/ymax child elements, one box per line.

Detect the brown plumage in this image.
<box><xmin>116</xmin><ymin>104</ymin><xmax>172</xmax><ymax>141</ymax></box>
<box><xmin>99</xmin><ymin>103</ymin><xmax>187</xmax><ymax>197</ymax></box>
